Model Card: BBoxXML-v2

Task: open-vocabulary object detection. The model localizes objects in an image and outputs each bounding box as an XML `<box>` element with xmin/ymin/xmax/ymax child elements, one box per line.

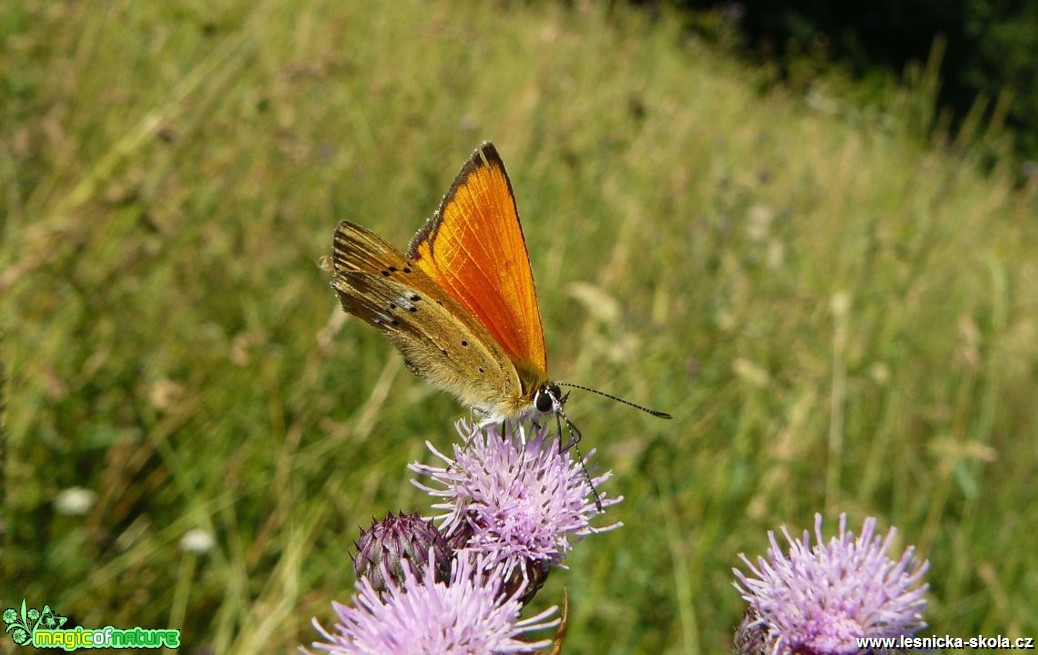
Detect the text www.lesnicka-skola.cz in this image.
<box><xmin>858</xmin><ymin>634</ymin><xmax>1034</xmax><ymax>650</ymax></box>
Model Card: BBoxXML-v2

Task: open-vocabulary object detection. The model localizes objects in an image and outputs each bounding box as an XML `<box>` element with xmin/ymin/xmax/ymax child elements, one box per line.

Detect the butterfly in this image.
<box><xmin>330</xmin><ymin>142</ymin><xmax>670</xmax><ymax>445</ymax></box>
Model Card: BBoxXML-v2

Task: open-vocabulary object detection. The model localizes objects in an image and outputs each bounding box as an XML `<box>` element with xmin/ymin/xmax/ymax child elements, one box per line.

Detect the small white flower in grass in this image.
<box><xmin>308</xmin><ymin>552</ymin><xmax>559</xmax><ymax>655</ymax></box>
<box><xmin>54</xmin><ymin>487</ymin><xmax>96</xmax><ymax>515</ymax></box>
<box><xmin>180</xmin><ymin>528</ymin><xmax>215</xmax><ymax>554</ymax></box>
<box><xmin>411</xmin><ymin>420</ymin><xmax>621</xmax><ymax>575</ymax></box>
<box><xmin>733</xmin><ymin>514</ymin><xmax>929</xmax><ymax>655</ymax></box>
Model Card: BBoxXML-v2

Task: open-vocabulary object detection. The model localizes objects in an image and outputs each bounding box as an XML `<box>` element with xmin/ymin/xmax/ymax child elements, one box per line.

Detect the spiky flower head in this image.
<box><xmin>353</xmin><ymin>512</ymin><xmax>451</xmax><ymax>594</ymax></box>
<box><xmin>309</xmin><ymin>552</ymin><xmax>560</xmax><ymax>655</ymax></box>
<box><xmin>733</xmin><ymin>514</ymin><xmax>929</xmax><ymax>655</ymax></box>
<box><xmin>410</xmin><ymin>420</ymin><xmax>621</xmax><ymax>600</ymax></box>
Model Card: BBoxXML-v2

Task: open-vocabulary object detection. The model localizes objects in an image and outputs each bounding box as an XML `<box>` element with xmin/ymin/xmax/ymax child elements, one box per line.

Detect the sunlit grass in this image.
<box><xmin>3</xmin><ymin>0</ymin><xmax>1036</xmax><ymax>652</ymax></box>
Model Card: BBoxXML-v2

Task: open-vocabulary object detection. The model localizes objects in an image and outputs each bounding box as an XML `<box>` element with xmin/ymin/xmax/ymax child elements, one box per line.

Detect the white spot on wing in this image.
<box><xmin>394</xmin><ymin>294</ymin><xmax>418</xmax><ymax>312</ymax></box>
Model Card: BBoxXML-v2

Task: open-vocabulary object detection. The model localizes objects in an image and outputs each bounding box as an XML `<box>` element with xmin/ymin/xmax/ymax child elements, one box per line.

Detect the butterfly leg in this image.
<box><xmin>554</xmin><ymin>413</ymin><xmax>602</xmax><ymax>513</ymax></box>
<box><xmin>499</xmin><ymin>418</ymin><xmax>513</xmax><ymax>440</ymax></box>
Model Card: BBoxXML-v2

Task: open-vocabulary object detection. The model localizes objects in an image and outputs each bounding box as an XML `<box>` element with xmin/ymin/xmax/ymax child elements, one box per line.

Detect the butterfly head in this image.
<box><xmin>533</xmin><ymin>382</ymin><xmax>567</xmax><ymax>415</ymax></box>
<box><xmin>530</xmin><ymin>382</ymin><xmax>583</xmax><ymax>452</ymax></box>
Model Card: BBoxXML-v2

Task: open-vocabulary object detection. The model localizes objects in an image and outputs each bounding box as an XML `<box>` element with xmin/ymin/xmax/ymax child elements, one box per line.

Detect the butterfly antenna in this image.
<box><xmin>557</xmin><ymin>382</ymin><xmax>672</xmax><ymax>419</ymax></box>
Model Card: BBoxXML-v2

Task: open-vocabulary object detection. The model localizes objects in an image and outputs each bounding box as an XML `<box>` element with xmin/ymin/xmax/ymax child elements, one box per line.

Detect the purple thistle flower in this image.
<box><xmin>733</xmin><ymin>514</ymin><xmax>929</xmax><ymax>655</ymax></box>
<box><xmin>410</xmin><ymin>420</ymin><xmax>621</xmax><ymax>575</ymax></box>
<box><xmin>309</xmin><ymin>552</ymin><xmax>559</xmax><ymax>655</ymax></box>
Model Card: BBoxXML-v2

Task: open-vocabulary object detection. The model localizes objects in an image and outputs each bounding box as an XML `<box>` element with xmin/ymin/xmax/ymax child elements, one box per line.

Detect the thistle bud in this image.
<box><xmin>353</xmin><ymin>512</ymin><xmax>450</xmax><ymax>593</ymax></box>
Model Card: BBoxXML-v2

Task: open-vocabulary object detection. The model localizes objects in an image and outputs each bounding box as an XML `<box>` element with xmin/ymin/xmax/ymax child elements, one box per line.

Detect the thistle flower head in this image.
<box><xmin>309</xmin><ymin>552</ymin><xmax>559</xmax><ymax>655</ymax></box>
<box><xmin>733</xmin><ymin>514</ymin><xmax>929</xmax><ymax>655</ymax></box>
<box><xmin>353</xmin><ymin>512</ymin><xmax>451</xmax><ymax>593</ymax></box>
<box><xmin>411</xmin><ymin>420</ymin><xmax>621</xmax><ymax>577</ymax></box>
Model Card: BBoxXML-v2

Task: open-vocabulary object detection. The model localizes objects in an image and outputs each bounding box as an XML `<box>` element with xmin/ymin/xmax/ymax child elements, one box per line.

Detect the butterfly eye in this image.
<box><xmin>535</xmin><ymin>386</ymin><xmax>557</xmax><ymax>413</ymax></box>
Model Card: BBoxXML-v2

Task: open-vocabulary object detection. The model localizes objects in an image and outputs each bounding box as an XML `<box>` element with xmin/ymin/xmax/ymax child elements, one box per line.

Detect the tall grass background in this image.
<box><xmin>2</xmin><ymin>1</ymin><xmax>1036</xmax><ymax>653</ymax></box>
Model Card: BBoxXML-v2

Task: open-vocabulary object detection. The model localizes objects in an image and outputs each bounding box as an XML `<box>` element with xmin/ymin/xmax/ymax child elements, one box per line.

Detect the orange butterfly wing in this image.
<box><xmin>331</xmin><ymin>221</ymin><xmax>529</xmax><ymax>416</ymax></box>
<box><xmin>407</xmin><ymin>142</ymin><xmax>548</xmax><ymax>377</ymax></box>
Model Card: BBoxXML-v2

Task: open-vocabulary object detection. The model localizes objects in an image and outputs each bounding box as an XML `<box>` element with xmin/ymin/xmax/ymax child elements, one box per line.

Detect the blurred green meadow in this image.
<box><xmin>3</xmin><ymin>0</ymin><xmax>1037</xmax><ymax>653</ymax></box>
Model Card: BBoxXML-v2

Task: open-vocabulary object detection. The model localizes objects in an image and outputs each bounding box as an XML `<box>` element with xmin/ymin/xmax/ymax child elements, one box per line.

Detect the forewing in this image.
<box><xmin>406</xmin><ymin>142</ymin><xmax>548</xmax><ymax>375</ymax></box>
